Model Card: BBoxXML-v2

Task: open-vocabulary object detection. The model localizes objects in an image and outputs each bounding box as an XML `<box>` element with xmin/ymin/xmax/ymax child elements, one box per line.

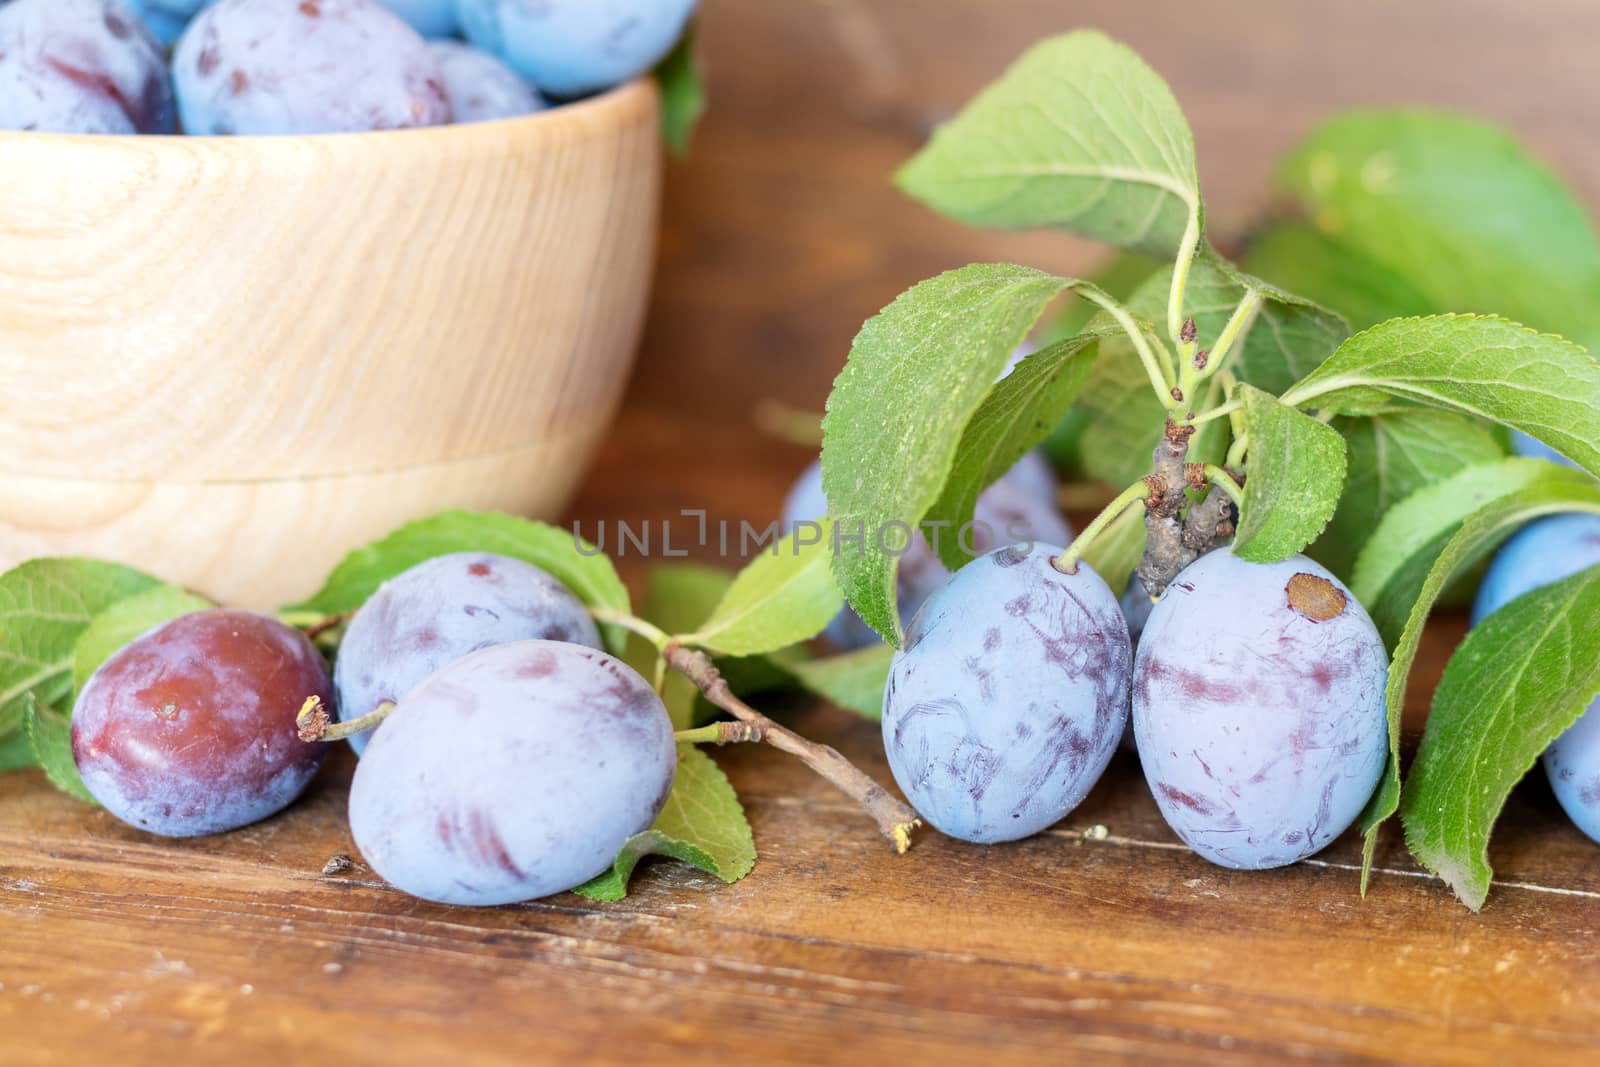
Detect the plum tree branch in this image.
<box><xmin>1136</xmin><ymin>420</ymin><xmax>1199</xmax><ymax>597</ymax></box>
<box><xmin>662</xmin><ymin>642</ymin><xmax>920</xmax><ymax>853</ymax></box>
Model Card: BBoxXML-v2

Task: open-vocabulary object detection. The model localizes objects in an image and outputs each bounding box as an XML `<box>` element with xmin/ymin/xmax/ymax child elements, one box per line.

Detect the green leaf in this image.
<box><xmin>682</xmin><ymin>531</ymin><xmax>843</xmax><ymax>656</ymax></box>
<box><xmin>1313</xmin><ymin>411</ymin><xmax>1508</xmax><ymax>580</ymax></box>
<box><xmin>286</xmin><ymin>510</ymin><xmax>631</xmax><ymax>653</ymax></box>
<box><xmin>574</xmin><ymin>746</ymin><xmax>755</xmax><ymax>901</ymax></box>
<box><xmin>1241</xmin><ymin>221</ymin><xmax>1437</xmax><ymax>332</ymax></box>
<box><xmin>1351</xmin><ymin>459</ymin><xmax>1590</xmax><ymax>640</ymax></box>
<box><xmin>821</xmin><ymin>263</ymin><xmax>1077</xmax><ymax>643</ymax></box>
<box><xmin>924</xmin><ymin>329</ymin><xmax>1108</xmax><ymax>569</ymax></box>
<box><xmin>897</xmin><ymin>31</ymin><xmax>1201</xmax><ymax>257</ymax></box>
<box><xmin>1401</xmin><ymin>565</ymin><xmax>1600</xmax><ymax>910</ymax></box>
<box><xmin>0</xmin><ymin>731</ymin><xmax>35</xmax><ymax>772</ymax></box>
<box><xmin>22</xmin><ymin>695</ymin><xmax>95</xmax><ymax>804</ymax></box>
<box><xmin>1349</xmin><ymin>474</ymin><xmax>1600</xmax><ymax>883</ymax></box>
<box><xmin>1233</xmin><ymin>385</ymin><xmax>1348</xmax><ymax>563</ymax></box>
<box><xmin>1078</xmin><ymin>251</ymin><xmax>1347</xmax><ymax>488</ymax></box>
<box><xmin>1280</xmin><ymin>315</ymin><xmax>1600</xmax><ymax>477</ymax></box>
<box><xmin>73</xmin><ymin>585</ymin><xmax>213</xmax><ymax>694</ymax></box>
<box><xmin>0</xmin><ymin>559</ymin><xmax>161</xmax><ymax>767</ymax></box>
<box><xmin>770</xmin><ymin>644</ymin><xmax>894</xmax><ymax>722</ymax></box>
<box><xmin>653</xmin><ymin>21</ymin><xmax>705</xmax><ymax>157</ymax></box>
<box><xmin>1277</xmin><ymin>109</ymin><xmax>1600</xmax><ymax>349</ymax></box>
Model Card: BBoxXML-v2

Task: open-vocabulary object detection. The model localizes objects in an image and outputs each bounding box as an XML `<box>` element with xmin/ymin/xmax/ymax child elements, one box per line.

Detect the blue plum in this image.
<box><xmin>334</xmin><ymin>551</ymin><xmax>600</xmax><ymax>753</ymax></box>
<box><xmin>882</xmin><ymin>543</ymin><xmax>1131</xmax><ymax>843</ymax></box>
<box><xmin>781</xmin><ymin>456</ymin><xmax>1073</xmax><ymax>650</ymax></box>
<box><xmin>173</xmin><ymin>0</ymin><xmax>451</xmax><ymax>135</ymax></box>
<box><xmin>1133</xmin><ymin>550</ymin><xmax>1388</xmax><ymax>868</ymax></box>
<box><xmin>1511</xmin><ymin>431</ymin><xmax>1578</xmax><ymax>469</ymax></box>
<box><xmin>348</xmin><ymin>639</ymin><xmax>677</xmax><ymax>904</ymax></box>
<box><xmin>1472</xmin><ymin>513</ymin><xmax>1600</xmax><ymax>844</ymax></box>
<box><xmin>0</xmin><ymin>0</ymin><xmax>176</xmax><ymax>134</ymax></box>
<box><xmin>1116</xmin><ymin>575</ymin><xmax>1155</xmax><ymax>752</ymax></box>
<box><xmin>127</xmin><ymin>0</ymin><xmax>193</xmax><ymax>46</ymax></box>
<box><xmin>72</xmin><ymin>611</ymin><xmax>331</xmax><ymax>837</ymax></box>
<box><xmin>376</xmin><ymin>0</ymin><xmax>457</xmax><ymax>37</ymax></box>
<box><xmin>429</xmin><ymin>40</ymin><xmax>545</xmax><ymax>124</ymax></box>
<box><xmin>1003</xmin><ymin>450</ymin><xmax>1058</xmax><ymax>507</ymax></box>
<box><xmin>456</xmin><ymin>0</ymin><xmax>696</xmax><ymax>98</ymax></box>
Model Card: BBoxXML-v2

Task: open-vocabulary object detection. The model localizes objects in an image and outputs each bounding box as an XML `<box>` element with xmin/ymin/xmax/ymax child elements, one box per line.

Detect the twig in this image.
<box><xmin>663</xmin><ymin>642</ymin><xmax>920</xmax><ymax>853</ymax></box>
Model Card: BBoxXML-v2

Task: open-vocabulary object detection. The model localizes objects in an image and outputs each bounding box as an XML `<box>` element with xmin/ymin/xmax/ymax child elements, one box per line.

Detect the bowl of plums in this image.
<box><xmin>0</xmin><ymin>0</ymin><xmax>690</xmax><ymax>608</ymax></box>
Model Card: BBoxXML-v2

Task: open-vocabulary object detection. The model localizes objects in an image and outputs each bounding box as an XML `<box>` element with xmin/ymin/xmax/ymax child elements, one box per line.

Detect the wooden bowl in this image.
<box><xmin>0</xmin><ymin>79</ymin><xmax>662</xmax><ymax>608</ymax></box>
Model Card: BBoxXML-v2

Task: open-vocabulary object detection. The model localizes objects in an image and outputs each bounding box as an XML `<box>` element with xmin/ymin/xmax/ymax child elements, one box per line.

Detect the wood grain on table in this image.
<box><xmin>6</xmin><ymin>2</ymin><xmax>1600</xmax><ymax>1064</ymax></box>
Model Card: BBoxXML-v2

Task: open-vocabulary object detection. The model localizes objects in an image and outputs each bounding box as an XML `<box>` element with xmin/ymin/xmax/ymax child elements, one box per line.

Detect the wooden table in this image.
<box><xmin>5</xmin><ymin>2</ymin><xmax>1600</xmax><ymax>1063</ymax></box>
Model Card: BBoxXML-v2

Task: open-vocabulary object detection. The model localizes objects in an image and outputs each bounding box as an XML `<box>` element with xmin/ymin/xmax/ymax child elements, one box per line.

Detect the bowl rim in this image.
<box><xmin>0</xmin><ymin>75</ymin><xmax>659</xmax><ymax>149</ymax></box>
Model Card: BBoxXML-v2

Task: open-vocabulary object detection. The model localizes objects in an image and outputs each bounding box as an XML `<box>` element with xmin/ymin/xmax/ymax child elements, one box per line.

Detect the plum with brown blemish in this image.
<box><xmin>72</xmin><ymin>610</ymin><xmax>331</xmax><ymax>837</ymax></box>
<box><xmin>1132</xmin><ymin>549</ymin><xmax>1387</xmax><ymax>869</ymax></box>
<box><xmin>1472</xmin><ymin>513</ymin><xmax>1600</xmax><ymax>845</ymax></box>
<box><xmin>881</xmin><ymin>542</ymin><xmax>1130</xmax><ymax>843</ymax></box>
<box><xmin>348</xmin><ymin>640</ymin><xmax>677</xmax><ymax>905</ymax></box>
<box><xmin>172</xmin><ymin>0</ymin><xmax>450</xmax><ymax>135</ymax></box>
<box><xmin>0</xmin><ymin>0</ymin><xmax>175</xmax><ymax>134</ymax></box>
<box><xmin>334</xmin><ymin>552</ymin><xmax>601</xmax><ymax>754</ymax></box>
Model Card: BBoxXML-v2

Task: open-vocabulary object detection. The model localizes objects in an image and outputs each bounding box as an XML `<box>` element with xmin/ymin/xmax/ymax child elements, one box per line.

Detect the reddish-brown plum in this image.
<box><xmin>72</xmin><ymin>610</ymin><xmax>332</xmax><ymax>837</ymax></box>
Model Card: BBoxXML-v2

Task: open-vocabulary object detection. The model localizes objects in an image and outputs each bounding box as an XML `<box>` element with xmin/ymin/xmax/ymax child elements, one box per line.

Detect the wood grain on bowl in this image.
<box><xmin>0</xmin><ymin>79</ymin><xmax>661</xmax><ymax>607</ymax></box>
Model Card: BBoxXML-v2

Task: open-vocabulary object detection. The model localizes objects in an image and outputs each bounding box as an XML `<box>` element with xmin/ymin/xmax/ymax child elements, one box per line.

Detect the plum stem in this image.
<box><xmin>1053</xmin><ymin>480</ymin><xmax>1152</xmax><ymax>575</ymax></box>
<box><xmin>1187</xmin><ymin>396</ymin><xmax>1241</xmax><ymax>426</ymax></box>
<box><xmin>588</xmin><ymin>608</ymin><xmax>670</xmax><ymax>651</ymax></box>
<box><xmin>1166</xmin><ymin>210</ymin><xmax>1203</xmax><ymax>346</ymax></box>
<box><xmin>277</xmin><ymin>610</ymin><xmax>351</xmax><ymax>641</ymax></box>
<box><xmin>662</xmin><ymin>642</ymin><xmax>920</xmax><ymax>853</ymax></box>
<box><xmin>1201</xmin><ymin>464</ymin><xmax>1245</xmax><ymax>509</ymax></box>
<box><xmin>297</xmin><ymin>696</ymin><xmax>395</xmax><ymax>743</ymax></box>
<box><xmin>675</xmin><ymin>721</ymin><xmax>765</xmax><ymax>745</ymax></box>
<box><xmin>1082</xmin><ymin>286</ymin><xmax>1177</xmax><ymax>408</ymax></box>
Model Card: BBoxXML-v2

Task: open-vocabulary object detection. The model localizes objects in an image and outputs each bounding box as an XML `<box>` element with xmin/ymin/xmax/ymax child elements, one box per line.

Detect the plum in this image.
<box><xmin>782</xmin><ymin>456</ymin><xmax>1073</xmax><ymax>650</ymax></box>
<box><xmin>882</xmin><ymin>543</ymin><xmax>1131</xmax><ymax>843</ymax></box>
<box><xmin>376</xmin><ymin>0</ymin><xmax>457</xmax><ymax>37</ymax></box>
<box><xmin>127</xmin><ymin>0</ymin><xmax>193</xmax><ymax>46</ymax></box>
<box><xmin>334</xmin><ymin>551</ymin><xmax>600</xmax><ymax>753</ymax></box>
<box><xmin>172</xmin><ymin>0</ymin><xmax>451</xmax><ymax>135</ymax></box>
<box><xmin>1004</xmin><ymin>450</ymin><xmax>1058</xmax><ymax>507</ymax></box>
<box><xmin>1133</xmin><ymin>549</ymin><xmax>1388</xmax><ymax>868</ymax></box>
<box><xmin>1511</xmin><ymin>431</ymin><xmax>1578</xmax><ymax>469</ymax></box>
<box><xmin>429</xmin><ymin>40</ymin><xmax>544</xmax><ymax>124</ymax></box>
<box><xmin>0</xmin><ymin>0</ymin><xmax>176</xmax><ymax>134</ymax></box>
<box><xmin>72</xmin><ymin>610</ymin><xmax>331</xmax><ymax>837</ymax></box>
<box><xmin>1473</xmin><ymin>513</ymin><xmax>1600</xmax><ymax>844</ymax></box>
<box><xmin>456</xmin><ymin>0</ymin><xmax>696</xmax><ymax>98</ymax></box>
<box><xmin>348</xmin><ymin>639</ymin><xmax>677</xmax><ymax>905</ymax></box>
